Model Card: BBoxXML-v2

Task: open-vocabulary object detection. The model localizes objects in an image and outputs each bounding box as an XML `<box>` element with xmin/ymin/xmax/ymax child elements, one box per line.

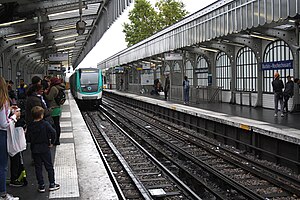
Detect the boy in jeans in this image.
<box><xmin>26</xmin><ymin>106</ymin><xmax>60</xmax><ymax>192</ymax></box>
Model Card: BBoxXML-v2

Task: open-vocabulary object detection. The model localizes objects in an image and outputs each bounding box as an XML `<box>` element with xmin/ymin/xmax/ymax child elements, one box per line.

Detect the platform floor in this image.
<box><xmin>7</xmin><ymin>91</ymin><xmax>118</xmax><ymax>200</ymax></box>
<box><xmin>144</xmin><ymin>92</ymin><xmax>300</xmax><ymax>130</ymax></box>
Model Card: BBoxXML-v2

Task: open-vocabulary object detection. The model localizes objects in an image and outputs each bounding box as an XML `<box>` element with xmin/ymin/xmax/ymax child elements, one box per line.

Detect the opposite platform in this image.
<box><xmin>106</xmin><ymin>89</ymin><xmax>300</xmax><ymax>145</ymax></box>
<box><xmin>7</xmin><ymin>91</ymin><xmax>118</xmax><ymax>200</ymax></box>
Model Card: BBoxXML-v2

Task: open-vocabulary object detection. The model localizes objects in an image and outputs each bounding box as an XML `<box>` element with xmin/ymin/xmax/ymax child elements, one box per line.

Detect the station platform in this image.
<box><xmin>106</xmin><ymin>90</ymin><xmax>300</xmax><ymax>145</ymax></box>
<box><xmin>7</xmin><ymin>91</ymin><xmax>118</xmax><ymax>200</ymax></box>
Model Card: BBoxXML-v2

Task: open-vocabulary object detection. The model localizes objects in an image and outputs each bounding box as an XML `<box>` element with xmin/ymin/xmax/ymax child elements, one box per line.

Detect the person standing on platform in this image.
<box><xmin>0</xmin><ymin>76</ymin><xmax>20</xmax><ymax>200</ymax></box>
<box><xmin>272</xmin><ymin>72</ymin><xmax>284</xmax><ymax>117</ymax></box>
<box><xmin>25</xmin><ymin>84</ymin><xmax>52</xmax><ymax>125</ymax></box>
<box><xmin>16</xmin><ymin>79</ymin><xmax>27</xmax><ymax>117</ymax></box>
<box><xmin>26</xmin><ymin>106</ymin><xmax>59</xmax><ymax>193</ymax></box>
<box><xmin>16</xmin><ymin>79</ymin><xmax>27</xmax><ymax>100</ymax></box>
<box><xmin>41</xmin><ymin>76</ymin><xmax>51</xmax><ymax>91</ymax></box>
<box><xmin>7</xmin><ymin>81</ymin><xmax>17</xmax><ymax>105</ymax></box>
<box><xmin>120</xmin><ymin>78</ymin><xmax>124</xmax><ymax>91</ymax></box>
<box><xmin>283</xmin><ymin>75</ymin><xmax>294</xmax><ymax>113</ymax></box>
<box><xmin>294</xmin><ymin>78</ymin><xmax>300</xmax><ymax>87</ymax></box>
<box><xmin>164</xmin><ymin>74</ymin><xmax>170</xmax><ymax>100</ymax></box>
<box><xmin>183</xmin><ymin>76</ymin><xmax>190</xmax><ymax>104</ymax></box>
<box><xmin>45</xmin><ymin>77</ymin><xmax>63</xmax><ymax>145</ymax></box>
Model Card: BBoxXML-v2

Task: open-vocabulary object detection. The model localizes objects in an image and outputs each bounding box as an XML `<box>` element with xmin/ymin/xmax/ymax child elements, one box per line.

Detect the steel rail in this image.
<box><xmin>99</xmin><ymin>104</ymin><xmax>203</xmax><ymax>200</ymax></box>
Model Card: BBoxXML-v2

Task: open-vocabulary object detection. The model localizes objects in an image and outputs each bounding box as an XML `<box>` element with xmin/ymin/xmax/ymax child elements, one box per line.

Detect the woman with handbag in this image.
<box><xmin>0</xmin><ymin>76</ymin><xmax>20</xmax><ymax>200</ymax></box>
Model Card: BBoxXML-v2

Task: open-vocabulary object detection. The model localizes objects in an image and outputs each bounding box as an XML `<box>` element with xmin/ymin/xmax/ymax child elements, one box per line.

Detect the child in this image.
<box><xmin>26</xmin><ymin>106</ymin><xmax>60</xmax><ymax>193</ymax></box>
<box><xmin>9</xmin><ymin>108</ymin><xmax>28</xmax><ymax>187</ymax></box>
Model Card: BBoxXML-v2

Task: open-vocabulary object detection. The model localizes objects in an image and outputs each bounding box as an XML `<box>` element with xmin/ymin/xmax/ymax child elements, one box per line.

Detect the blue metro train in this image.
<box><xmin>69</xmin><ymin>68</ymin><xmax>103</xmax><ymax>106</ymax></box>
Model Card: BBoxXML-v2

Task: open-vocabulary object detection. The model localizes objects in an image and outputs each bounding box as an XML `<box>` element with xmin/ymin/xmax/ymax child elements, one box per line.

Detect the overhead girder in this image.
<box><xmin>17</xmin><ymin>0</ymin><xmax>103</xmax><ymax>14</ymax></box>
<box><xmin>16</xmin><ymin>52</ymin><xmax>38</xmax><ymax>74</ymax></box>
<box><xmin>0</xmin><ymin>14</ymin><xmax>95</xmax><ymax>38</ymax></box>
<box><xmin>32</xmin><ymin>62</ymin><xmax>42</xmax><ymax>74</ymax></box>
<box><xmin>258</xmin><ymin>27</ymin><xmax>299</xmax><ymax>51</ymax></box>
<box><xmin>27</xmin><ymin>60</ymin><xmax>38</xmax><ymax>72</ymax></box>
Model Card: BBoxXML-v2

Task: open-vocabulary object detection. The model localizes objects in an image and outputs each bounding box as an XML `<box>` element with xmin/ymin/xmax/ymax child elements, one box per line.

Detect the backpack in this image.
<box><xmin>183</xmin><ymin>80</ymin><xmax>190</xmax><ymax>89</ymax></box>
<box><xmin>54</xmin><ymin>89</ymin><xmax>66</xmax><ymax>105</ymax></box>
<box><xmin>17</xmin><ymin>87</ymin><xmax>26</xmax><ymax>99</ymax></box>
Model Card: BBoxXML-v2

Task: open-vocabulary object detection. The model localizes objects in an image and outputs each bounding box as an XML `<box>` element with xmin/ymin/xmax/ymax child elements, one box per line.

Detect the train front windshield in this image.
<box><xmin>80</xmin><ymin>70</ymin><xmax>99</xmax><ymax>85</ymax></box>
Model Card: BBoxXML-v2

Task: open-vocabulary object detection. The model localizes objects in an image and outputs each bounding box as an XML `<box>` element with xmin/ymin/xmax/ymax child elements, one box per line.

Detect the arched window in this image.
<box><xmin>164</xmin><ymin>64</ymin><xmax>170</xmax><ymax>75</ymax></box>
<box><xmin>216</xmin><ymin>52</ymin><xmax>231</xmax><ymax>90</ymax></box>
<box><xmin>155</xmin><ymin>65</ymin><xmax>161</xmax><ymax>80</ymax></box>
<box><xmin>185</xmin><ymin>60</ymin><xmax>193</xmax><ymax>86</ymax></box>
<box><xmin>129</xmin><ymin>66</ymin><xmax>138</xmax><ymax>84</ymax></box>
<box><xmin>173</xmin><ymin>62</ymin><xmax>181</xmax><ymax>73</ymax></box>
<box><xmin>196</xmin><ymin>55</ymin><xmax>208</xmax><ymax>86</ymax></box>
<box><xmin>173</xmin><ymin>62</ymin><xmax>182</xmax><ymax>86</ymax></box>
<box><xmin>263</xmin><ymin>40</ymin><xmax>293</xmax><ymax>92</ymax></box>
<box><xmin>236</xmin><ymin>47</ymin><xmax>257</xmax><ymax>91</ymax></box>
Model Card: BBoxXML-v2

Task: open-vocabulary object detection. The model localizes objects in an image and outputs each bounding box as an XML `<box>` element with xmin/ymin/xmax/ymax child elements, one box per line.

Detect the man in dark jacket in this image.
<box><xmin>295</xmin><ymin>78</ymin><xmax>300</xmax><ymax>87</ymax></box>
<box><xmin>25</xmin><ymin>84</ymin><xmax>52</xmax><ymax>125</ymax></box>
<box><xmin>164</xmin><ymin>74</ymin><xmax>170</xmax><ymax>100</ymax></box>
<box><xmin>272</xmin><ymin>72</ymin><xmax>284</xmax><ymax>117</ymax></box>
<box><xmin>283</xmin><ymin>75</ymin><xmax>294</xmax><ymax>113</ymax></box>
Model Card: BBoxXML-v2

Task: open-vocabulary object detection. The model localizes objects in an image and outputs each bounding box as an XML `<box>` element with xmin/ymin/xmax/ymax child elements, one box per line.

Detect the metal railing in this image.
<box><xmin>195</xmin><ymin>86</ymin><xmax>222</xmax><ymax>103</ymax></box>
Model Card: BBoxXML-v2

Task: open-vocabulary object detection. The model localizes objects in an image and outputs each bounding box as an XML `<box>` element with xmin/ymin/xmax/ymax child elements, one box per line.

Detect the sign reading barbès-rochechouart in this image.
<box><xmin>261</xmin><ymin>60</ymin><xmax>293</xmax><ymax>70</ymax></box>
<box><xmin>164</xmin><ymin>53</ymin><xmax>183</xmax><ymax>60</ymax></box>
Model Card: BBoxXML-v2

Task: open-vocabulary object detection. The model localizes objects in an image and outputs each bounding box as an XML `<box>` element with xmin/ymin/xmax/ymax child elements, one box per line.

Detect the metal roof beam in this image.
<box><xmin>16</xmin><ymin>0</ymin><xmax>103</xmax><ymax>13</ymax></box>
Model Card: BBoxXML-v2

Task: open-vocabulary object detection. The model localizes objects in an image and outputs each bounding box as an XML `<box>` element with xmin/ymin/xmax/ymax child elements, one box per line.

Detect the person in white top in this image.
<box><xmin>0</xmin><ymin>76</ymin><xmax>20</xmax><ymax>200</ymax></box>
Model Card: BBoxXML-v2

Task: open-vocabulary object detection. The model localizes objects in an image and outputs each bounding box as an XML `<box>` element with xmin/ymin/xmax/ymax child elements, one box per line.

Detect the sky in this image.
<box><xmin>77</xmin><ymin>0</ymin><xmax>216</xmax><ymax>69</ymax></box>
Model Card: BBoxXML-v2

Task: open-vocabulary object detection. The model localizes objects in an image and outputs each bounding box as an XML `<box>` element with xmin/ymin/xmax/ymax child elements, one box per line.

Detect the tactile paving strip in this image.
<box><xmin>49</xmin><ymin>143</ymin><xmax>80</xmax><ymax>199</ymax></box>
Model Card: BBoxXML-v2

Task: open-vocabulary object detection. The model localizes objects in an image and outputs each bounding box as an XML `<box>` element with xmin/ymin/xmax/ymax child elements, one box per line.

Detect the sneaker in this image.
<box><xmin>9</xmin><ymin>180</ymin><xmax>23</xmax><ymax>187</ymax></box>
<box><xmin>1</xmin><ymin>193</ymin><xmax>19</xmax><ymax>200</ymax></box>
<box><xmin>274</xmin><ymin>113</ymin><xmax>278</xmax><ymax>117</ymax></box>
<box><xmin>281</xmin><ymin>113</ymin><xmax>284</xmax><ymax>117</ymax></box>
<box><xmin>49</xmin><ymin>183</ymin><xmax>60</xmax><ymax>191</ymax></box>
<box><xmin>38</xmin><ymin>185</ymin><xmax>45</xmax><ymax>193</ymax></box>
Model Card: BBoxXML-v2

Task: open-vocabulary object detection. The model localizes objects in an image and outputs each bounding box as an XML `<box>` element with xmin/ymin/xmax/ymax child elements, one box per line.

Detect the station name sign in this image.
<box><xmin>164</xmin><ymin>53</ymin><xmax>183</xmax><ymax>61</ymax></box>
<box><xmin>114</xmin><ymin>66</ymin><xmax>124</xmax><ymax>73</ymax></box>
<box><xmin>195</xmin><ymin>67</ymin><xmax>208</xmax><ymax>74</ymax></box>
<box><xmin>48</xmin><ymin>53</ymin><xmax>68</xmax><ymax>62</ymax></box>
<box><xmin>261</xmin><ymin>60</ymin><xmax>293</xmax><ymax>70</ymax></box>
<box><xmin>48</xmin><ymin>64</ymin><xmax>61</xmax><ymax>71</ymax></box>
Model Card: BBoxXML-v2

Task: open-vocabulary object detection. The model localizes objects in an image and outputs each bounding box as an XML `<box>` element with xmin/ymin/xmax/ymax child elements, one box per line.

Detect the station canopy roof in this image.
<box><xmin>0</xmin><ymin>0</ymin><xmax>131</xmax><ymax>70</ymax></box>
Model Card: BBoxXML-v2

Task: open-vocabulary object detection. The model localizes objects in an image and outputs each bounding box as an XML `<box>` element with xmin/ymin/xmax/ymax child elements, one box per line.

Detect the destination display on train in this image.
<box><xmin>80</xmin><ymin>69</ymin><xmax>98</xmax><ymax>73</ymax></box>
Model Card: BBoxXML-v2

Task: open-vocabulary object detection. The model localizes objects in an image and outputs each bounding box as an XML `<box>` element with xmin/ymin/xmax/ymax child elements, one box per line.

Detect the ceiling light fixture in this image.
<box><xmin>222</xmin><ymin>40</ymin><xmax>245</xmax><ymax>47</ymax></box>
<box><xmin>16</xmin><ymin>42</ymin><xmax>37</xmax><ymax>49</ymax></box>
<box><xmin>0</xmin><ymin>19</ymin><xmax>26</xmax><ymax>27</ymax></box>
<box><xmin>54</xmin><ymin>34</ymin><xmax>78</xmax><ymax>41</ymax></box>
<box><xmin>199</xmin><ymin>47</ymin><xmax>219</xmax><ymax>53</ymax></box>
<box><xmin>55</xmin><ymin>40</ymin><xmax>76</xmax><ymax>47</ymax></box>
<box><xmin>48</xmin><ymin>8</ymin><xmax>86</xmax><ymax>17</ymax></box>
<box><xmin>5</xmin><ymin>33</ymin><xmax>36</xmax><ymax>41</ymax></box>
<box><xmin>51</xmin><ymin>25</ymin><xmax>76</xmax><ymax>32</ymax></box>
<box><xmin>250</xmin><ymin>34</ymin><xmax>277</xmax><ymax>41</ymax></box>
<box><xmin>57</xmin><ymin>46</ymin><xmax>75</xmax><ymax>52</ymax></box>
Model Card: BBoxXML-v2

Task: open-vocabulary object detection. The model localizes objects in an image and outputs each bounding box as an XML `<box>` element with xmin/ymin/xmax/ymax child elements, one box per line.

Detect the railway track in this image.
<box><xmin>82</xmin><ymin>110</ymin><xmax>201</xmax><ymax>200</ymax></box>
<box><xmin>97</xmin><ymin>96</ymin><xmax>300</xmax><ymax>200</ymax></box>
